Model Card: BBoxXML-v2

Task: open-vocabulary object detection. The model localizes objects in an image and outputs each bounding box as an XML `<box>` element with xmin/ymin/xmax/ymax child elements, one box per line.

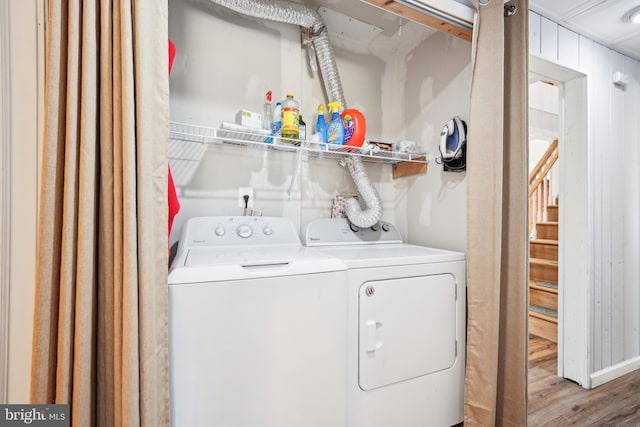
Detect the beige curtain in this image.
<box><xmin>464</xmin><ymin>0</ymin><xmax>529</xmax><ymax>425</ymax></box>
<box><xmin>30</xmin><ymin>1</ymin><xmax>170</xmax><ymax>426</ymax></box>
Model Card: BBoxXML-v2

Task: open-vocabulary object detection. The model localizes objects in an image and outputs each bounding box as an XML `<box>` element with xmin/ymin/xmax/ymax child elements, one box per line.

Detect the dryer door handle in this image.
<box><xmin>365</xmin><ymin>320</ymin><xmax>383</xmax><ymax>352</ymax></box>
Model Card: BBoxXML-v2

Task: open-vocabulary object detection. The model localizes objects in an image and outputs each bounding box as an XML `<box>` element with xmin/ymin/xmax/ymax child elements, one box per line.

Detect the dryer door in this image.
<box><xmin>358</xmin><ymin>274</ymin><xmax>457</xmax><ymax>391</ymax></box>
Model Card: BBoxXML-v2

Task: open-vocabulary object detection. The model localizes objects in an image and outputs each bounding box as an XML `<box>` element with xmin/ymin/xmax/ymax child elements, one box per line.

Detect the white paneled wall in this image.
<box><xmin>540</xmin><ymin>17</ymin><xmax>558</xmax><ymax>63</ymax></box>
<box><xmin>530</xmin><ymin>11</ymin><xmax>640</xmax><ymax>384</ymax></box>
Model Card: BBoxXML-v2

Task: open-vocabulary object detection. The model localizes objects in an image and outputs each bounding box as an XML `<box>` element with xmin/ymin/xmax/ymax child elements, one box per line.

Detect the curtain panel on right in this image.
<box><xmin>464</xmin><ymin>1</ymin><xmax>529</xmax><ymax>426</ymax></box>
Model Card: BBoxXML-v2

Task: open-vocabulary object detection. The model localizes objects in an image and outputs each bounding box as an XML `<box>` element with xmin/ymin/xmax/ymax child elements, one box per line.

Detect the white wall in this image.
<box><xmin>0</xmin><ymin>0</ymin><xmax>43</xmax><ymax>403</ymax></box>
<box><xmin>403</xmin><ymin>33</ymin><xmax>470</xmax><ymax>252</ymax></box>
<box><xmin>585</xmin><ymin>42</ymin><xmax>640</xmax><ymax>378</ymax></box>
<box><xmin>529</xmin><ymin>80</ymin><xmax>559</xmax><ymax>141</ymax></box>
<box><xmin>529</xmin><ymin>81</ymin><xmax>559</xmax><ymax>201</ymax></box>
<box><xmin>530</xmin><ymin>10</ymin><xmax>640</xmax><ymax>385</ymax></box>
<box><xmin>168</xmin><ymin>0</ymin><xmax>471</xmax><ymax>251</ymax></box>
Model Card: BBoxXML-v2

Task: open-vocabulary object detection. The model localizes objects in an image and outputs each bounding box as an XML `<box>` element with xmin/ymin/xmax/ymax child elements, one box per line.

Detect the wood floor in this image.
<box><xmin>528</xmin><ymin>334</ymin><xmax>640</xmax><ymax>426</ymax></box>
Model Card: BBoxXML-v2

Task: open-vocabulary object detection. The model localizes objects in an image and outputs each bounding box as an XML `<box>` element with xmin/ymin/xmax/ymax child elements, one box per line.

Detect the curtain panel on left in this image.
<box><xmin>30</xmin><ymin>1</ymin><xmax>170</xmax><ymax>426</ymax></box>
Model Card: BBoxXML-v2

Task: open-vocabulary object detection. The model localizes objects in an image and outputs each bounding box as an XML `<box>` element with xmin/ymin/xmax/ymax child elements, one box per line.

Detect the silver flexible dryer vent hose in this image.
<box><xmin>342</xmin><ymin>157</ymin><xmax>383</xmax><ymax>226</ymax></box>
<box><xmin>208</xmin><ymin>0</ymin><xmax>383</xmax><ymax>227</ymax></box>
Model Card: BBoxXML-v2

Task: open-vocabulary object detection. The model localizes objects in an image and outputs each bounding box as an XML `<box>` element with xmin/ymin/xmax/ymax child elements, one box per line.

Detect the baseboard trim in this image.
<box><xmin>590</xmin><ymin>356</ymin><xmax>640</xmax><ymax>388</ymax></box>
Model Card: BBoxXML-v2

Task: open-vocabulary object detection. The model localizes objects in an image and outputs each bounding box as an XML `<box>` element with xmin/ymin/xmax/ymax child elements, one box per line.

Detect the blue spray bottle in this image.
<box><xmin>326</xmin><ymin>101</ymin><xmax>345</xmax><ymax>145</ymax></box>
<box><xmin>315</xmin><ymin>104</ymin><xmax>327</xmax><ymax>145</ymax></box>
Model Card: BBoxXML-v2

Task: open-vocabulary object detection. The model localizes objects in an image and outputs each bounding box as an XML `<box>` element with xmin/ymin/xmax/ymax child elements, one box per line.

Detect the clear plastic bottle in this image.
<box><xmin>262</xmin><ymin>91</ymin><xmax>273</xmax><ymax>130</ymax></box>
<box><xmin>281</xmin><ymin>93</ymin><xmax>299</xmax><ymax>144</ymax></box>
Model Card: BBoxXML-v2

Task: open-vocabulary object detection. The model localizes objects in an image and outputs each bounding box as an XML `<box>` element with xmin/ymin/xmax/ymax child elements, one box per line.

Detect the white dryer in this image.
<box><xmin>168</xmin><ymin>216</ymin><xmax>348</xmax><ymax>427</ymax></box>
<box><xmin>304</xmin><ymin>218</ymin><xmax>466</xmax><ymax>427</ymax></box>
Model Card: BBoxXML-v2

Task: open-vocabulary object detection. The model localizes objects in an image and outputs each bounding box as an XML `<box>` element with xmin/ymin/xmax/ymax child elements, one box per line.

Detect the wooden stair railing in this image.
<box><xmin>529</xmin><ymin>140</ymin><xmax>558</xmax><ymax>238</ymax></box>
<box><xmin>529</xmin><ymin>139</ymin><xmax>559</xmax><ymax>342</ymax></box>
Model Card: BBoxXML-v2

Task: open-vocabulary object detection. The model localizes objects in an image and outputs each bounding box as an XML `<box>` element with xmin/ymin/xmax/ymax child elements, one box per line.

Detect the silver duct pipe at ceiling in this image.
<box><xmin>206</xmin><ymin>0</ymin><xmax>383</xmax><ymax>228</ymax></box>
<box><xmin>206</xmin><ymin>0</ymin><xmax>345</xmax><ymax>107</ymax></box>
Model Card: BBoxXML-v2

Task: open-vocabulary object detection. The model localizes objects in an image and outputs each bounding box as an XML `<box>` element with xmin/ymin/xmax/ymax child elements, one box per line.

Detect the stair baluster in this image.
<box><xmin>529</xmin><ymin>140</ymin><xmax>559</xmax><ymax>342</ymax></box>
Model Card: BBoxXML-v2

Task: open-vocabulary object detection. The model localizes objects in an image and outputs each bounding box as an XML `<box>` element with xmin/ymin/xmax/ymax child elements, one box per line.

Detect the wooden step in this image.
<box><xmin>529</xmin><ymin>279</ymin><xmax>558</xmax><ymax>293</ymax></box>
<box><xmin>530</xmin><ymin>239</ymin><xmax>558</xmax><ymax>260</ymax></box>
<box><xmin>530</xmin><ymin>304</ymin><xmax>557</xmax><ymax>319</ymax></box>
<box><xmin>530</xmin><ymin>258</ymin><xmax>558</xmax><ymax>283</ymax></box>
<box><xmin>536</xmin><ymin>221</ymin><xmax>558</xmax><ymax>240</ymax></box>
<box><xmin>529</xmin><ymin>305</ymin><xmax>557</xmax><ymax>343</ymax></box>
<box><xmin>529</xmin><ymin>202</ymin><xmax>558</xmax><ymax>344</ymax></box>
<box><xmin>530</xmin><ymin>283</ymin><xmax>558</xmax><ymax>312</ymax></box>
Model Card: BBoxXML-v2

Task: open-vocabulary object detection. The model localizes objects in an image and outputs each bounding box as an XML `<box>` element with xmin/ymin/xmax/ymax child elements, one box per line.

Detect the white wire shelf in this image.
<box><xmin>168</xmin><ymin>121</ymin><xmax>428</xmax><ymax>166</ymax></box>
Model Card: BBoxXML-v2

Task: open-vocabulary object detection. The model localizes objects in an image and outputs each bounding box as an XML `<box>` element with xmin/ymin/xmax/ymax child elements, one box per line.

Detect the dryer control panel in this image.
<box><xmin>304</xmin><ymin>218</ymin><xmax>402</xmax><ymax>246</ymax></box>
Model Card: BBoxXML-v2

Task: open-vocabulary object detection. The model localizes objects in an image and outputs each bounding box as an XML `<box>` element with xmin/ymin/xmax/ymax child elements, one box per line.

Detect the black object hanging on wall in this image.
<box><xmin>438</xmin><ymin>116</ymin><xmax>467</xmax><ymax>172</ymax></box>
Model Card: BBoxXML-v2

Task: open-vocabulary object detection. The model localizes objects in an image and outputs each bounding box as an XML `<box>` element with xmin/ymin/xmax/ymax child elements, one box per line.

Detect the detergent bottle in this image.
<box><xmin>341</xmin><ymin>108</ymin><xmax>366</xmax><ymax>149</ymax></box>
<box><xmin>326</xmin><ymin>101</ymin><xmax>344</xmax><ymax>145</ymax></box>
<box><xmin>315</xmin><ymin>104</ymin><xmax>327</xmax><ymax>144</ymax></box>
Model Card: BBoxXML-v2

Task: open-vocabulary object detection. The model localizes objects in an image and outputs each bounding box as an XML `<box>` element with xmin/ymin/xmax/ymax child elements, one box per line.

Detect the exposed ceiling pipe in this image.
<box><xmin>206</xmin><ymin>0</ymin><xmax>345</xmax><ymax>107</ymax></box>
<box><xmin>206</xmin><ymin>0</ymin><xmax>383</xmax><ymax>227</ymax></box>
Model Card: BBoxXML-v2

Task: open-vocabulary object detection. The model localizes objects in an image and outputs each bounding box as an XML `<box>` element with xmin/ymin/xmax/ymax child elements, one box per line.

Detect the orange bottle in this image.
<box><xmin>342</xmin><ymin>108</ymin><xmax>366</xmax><ymax>148</ymax></box>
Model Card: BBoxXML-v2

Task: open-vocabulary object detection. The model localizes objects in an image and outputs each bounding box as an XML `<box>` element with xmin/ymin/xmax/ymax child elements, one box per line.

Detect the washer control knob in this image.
<box><xmin>236</xmin><ymin>224</ymin><xmax>253</xmax><ymax>238</ymax></box>
<box><xmin>263</xmin><ymin>226</ymin><xmax>273</xmax><ymax>236</ymax></box>
<box><xmin>371</xmin><ymin>223</ymin><xmax>380</xmax><ymax>231</ymax></box>
<box><xmin>214</xmin><ymin>227</ymin><xmax>225</xmax><ymax>237</ymax></box>
<box><xmin>381</xmin><ymin>222</ymin><xmax>390</xmax><ymax>232</ymax></box>
<box><xmin>349</xmin><ymin>222</ymin><xmax>360</xmax><ymax>233</ymax></box>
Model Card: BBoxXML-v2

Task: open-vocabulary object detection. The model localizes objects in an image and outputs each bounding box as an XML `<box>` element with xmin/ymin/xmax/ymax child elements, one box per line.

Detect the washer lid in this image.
<box><xmin>323</xmin><ymin>243</ymin><xmax>465</xmax><ymax>269</ymax></box>
<box><xmin>168</xmin><ymin>246</ymin><xmax>346</xmax><ymax>284</ymax></box>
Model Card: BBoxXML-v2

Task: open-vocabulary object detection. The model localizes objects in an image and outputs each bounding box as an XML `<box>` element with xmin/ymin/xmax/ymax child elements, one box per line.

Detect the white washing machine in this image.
<box><xmin>168</xmin><ymin>216</ymin><xmax>348</xmax><ymax>427</ymax></box>
<box><xmin>304</xmin><ymin>218</ymin><xmax>466</xmax><ymax>427</ymax></box>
